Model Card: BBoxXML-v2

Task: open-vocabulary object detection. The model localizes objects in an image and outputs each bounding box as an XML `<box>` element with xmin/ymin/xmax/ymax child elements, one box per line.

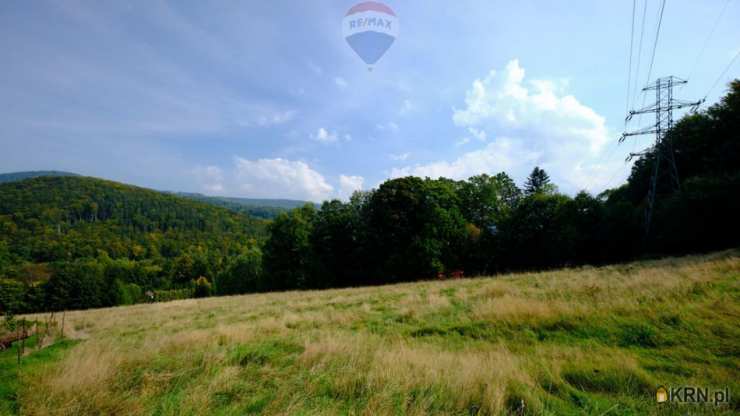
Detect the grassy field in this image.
<box><xmin>2</xmin><ymin>250</ymin><xmax>739</xmax><ymax>415</ymax></box>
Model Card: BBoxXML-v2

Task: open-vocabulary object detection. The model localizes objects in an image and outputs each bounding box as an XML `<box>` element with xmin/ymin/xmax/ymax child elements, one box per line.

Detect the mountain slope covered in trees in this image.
<box><xmin>0</xmin><ymin>171</ymin><xmax>311</xmax><ymax>220</ymax></box>
<box><xmin>0</xmin><ymin>176</ymin><xmax>265</xmax><ymax>312</ymax></box>
<box><xmin>0</xmin><ymin>171</ymin><xmax>78</xmax><ymax>184</ymax></box>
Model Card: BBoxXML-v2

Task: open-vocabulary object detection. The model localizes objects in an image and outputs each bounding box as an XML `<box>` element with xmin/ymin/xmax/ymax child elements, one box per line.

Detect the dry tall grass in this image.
<box><xmin>14</xmin><ymin>250</ymin><xmax>740</xmax><ymax>415</ymax></box>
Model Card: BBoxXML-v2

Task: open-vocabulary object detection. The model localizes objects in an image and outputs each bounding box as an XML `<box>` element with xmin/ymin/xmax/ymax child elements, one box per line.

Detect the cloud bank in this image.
<box><xmin>194</xmin><ymin>158</ymin><xmax>364</xmax><ymax>202</ymax></box>
<box><xmin>392</xmin><ymin>60</ymin><xmax>620</xmax><ymax>192</ymax></box>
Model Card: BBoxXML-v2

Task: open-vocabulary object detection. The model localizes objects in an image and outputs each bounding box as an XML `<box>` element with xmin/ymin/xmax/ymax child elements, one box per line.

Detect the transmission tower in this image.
<box><xmin>620</xmin><ymin>76</ymin><xmax>703</xmax><ymax>236</ymax></box>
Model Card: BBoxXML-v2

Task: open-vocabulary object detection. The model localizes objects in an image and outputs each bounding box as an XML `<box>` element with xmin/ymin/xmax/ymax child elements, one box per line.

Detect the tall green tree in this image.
<box><xmin>457</xmin><ymin>172</ymin><xmax>521</xmax><ymax>228</ymax></box>
<box><xmin>500</xmin><ymin>193</ymin><xmax>573</xmax><ymax>269</ymax></box>
<box><xmin>311</xmin><ymin>199</ymin><xmax>366</xmax><ymax>288</ymax></box>
<box><xmin>262</xmin><ymin>204</ymin><xmax>317</xmax><ymax>290</ymax></box>
<box><xmin>44</xmin><ymin>260</ymin><xmax>107</xmax><ymax>311</ymax></box>
<box><xmin>217</xmin><ymin>247</ymin><xmax>263</xmax><ymax>295</ymax></box>
<box><xmin>524</xmin><ymin>167</ymin><xmax>556</xmax><ymax>195</ymax></box>
<box><xmin>366</xmin><ymin>177</ymin><xmax>467</xmax><ymax>281</ymax></box>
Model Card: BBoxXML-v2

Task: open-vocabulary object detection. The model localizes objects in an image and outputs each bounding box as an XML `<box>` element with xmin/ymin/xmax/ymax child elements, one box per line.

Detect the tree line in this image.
<box><xmin>252</xmin><ymin>80</ymin><xmax>740</xmax><ymax>292</ymax></box>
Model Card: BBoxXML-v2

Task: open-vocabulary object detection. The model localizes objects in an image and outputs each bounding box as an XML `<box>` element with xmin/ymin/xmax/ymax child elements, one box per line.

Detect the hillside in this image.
<box><xmin>175</xmin><ymin>192</ymin><xmax>314</xmax><ymax>219</ymax></box>
<box><xmin>0</xmin><ymin>172</ymin><xmax>310</xmax><ymax>220</ymax></box>
<box><xmin>0</xmin><ymin>171</ymin><xmax>78</xmax><ymax>183</ymax></box>
<box><xmin>0</xmin><ymin>176</ymin><xmax>265</xmax><ymax>312</ymax></box>
<box><xmin>3</xmin><ymin>250</ymin><xmax>738</xmax><ymax>415</ymax></box>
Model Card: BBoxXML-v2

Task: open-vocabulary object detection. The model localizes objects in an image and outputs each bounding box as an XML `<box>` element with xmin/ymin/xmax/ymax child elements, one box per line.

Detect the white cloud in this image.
<box><xmin>467</xmin><ymin>127</ymin><xmax>487</xmax><ymax>141</ymax></box>
<box><xmin>390</xmin><ymin>138</ymin><xmax>540</xmax><ymax>181</ymax></box>
<box><xmin>452</xmin><ymin>59</ymin><xmax>609</xmax><ymax>153</ymax></box>
<box><xmin>193</xmin><ymin>158</ymin><xmax>372</xmax><ymax>202</ymax></box>
<box><xmin>399</xmin><ymin>99</ymin><xmax>416</xmax><ymax>115</ymax></box>
<box><xmin>255</xmin><ymin>110</ymin><xmax>296</xmax><ymax>127</ymax></box>
<box><xmin>334</xmin><ymin>77</ymin><xmax>348</xmax><ymax>89</ymax></box>
<box><xmin>193</xmin><ymin>165</ymin><xmax>225</xmax><ymax>194</ymax></box>
<box><xmin>338</xmin><ymin>174</ymin><xmax>364</xmax><ymax>200</ymax></box>
<box><xmin>422</xmin><ymin>59</ymin><xmax>616</xmax><ymax>192</ymax></box>
<box><xmin>455</xmin><ymin>137</ymin><xmax>470</xmax><ymax>147</ymax></box>
<box><xmin>234</xmin><ymin>157</ymin><xmax>333</xmax><ymax>201</ymax></box>
<box><xmin>376</xmin><ymin>122</ymin><xmax>399</xmax><ymax>133</ymax></box>
<box><xmin>311</xmin><ymin>127</ymin><xmax>338</xmax><ymax>143</ymax></box>
<box><xmin>389</xmin><ymin>152</ymin><xmax>410</xmax><ymax>161</ymax></box>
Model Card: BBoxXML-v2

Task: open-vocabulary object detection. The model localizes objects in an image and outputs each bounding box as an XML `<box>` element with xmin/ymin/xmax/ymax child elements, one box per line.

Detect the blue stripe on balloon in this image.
<box><xmin>345</xmin><ymin>31</ymin><xmax>395</xmax><ymax>65</ymax></box>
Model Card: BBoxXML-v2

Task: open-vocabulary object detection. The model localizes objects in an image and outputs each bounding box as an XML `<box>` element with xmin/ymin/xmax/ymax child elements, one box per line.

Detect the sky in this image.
<box><xmin>1</xmin><ymin>0</ymin><xmax>738</xmax><ymax>202</ymax></box>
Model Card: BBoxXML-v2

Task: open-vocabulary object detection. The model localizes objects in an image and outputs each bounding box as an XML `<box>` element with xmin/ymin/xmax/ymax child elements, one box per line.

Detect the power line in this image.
<box><xmin>634</xmin><ymin>0</ymin><xmax>666</xmax><ymax>128</ymax></box>
<box><xmin>586</xmin><ymin>0</ymin><xmax>639</xmax><ymax>194</ymax></box>
<box><xmin>704</xmin><ymin>49</ymin><xmax>740</xmax><ymax>100</ymax></box>
<box><xmin>631</xmin><ymin>0</ymin><xmax>650</xmax><ymax>106</ymax></box>
<box><xmin>684</xmin><ymin>0</ymin><xmax>733</xmax><ymax>83</ymax></box>
<box><xmin>625</xmin><ymin>0</ymin><xmax>638</xmax><ymax>124</ymax></box>
<box><xmin>644</xmin><ymin>0</ymin><xmax>667</xmax><ymax>87</ymax></box>
<box><xmin>600</xmin><ymin>157</ymin><xmax>633</xmax><ymax>193</ymax></box>
<box><xmin>592</xmin><ymin>1</ymin><xmax>639</xmax><ymax>194</ymax></box>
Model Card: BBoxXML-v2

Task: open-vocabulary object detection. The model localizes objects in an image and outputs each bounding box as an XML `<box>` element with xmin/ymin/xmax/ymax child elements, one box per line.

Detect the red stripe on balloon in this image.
<box><xmin>345</xmin><ymin>2</ymin><xmax>396</xmax><ymax>17</ymax></box>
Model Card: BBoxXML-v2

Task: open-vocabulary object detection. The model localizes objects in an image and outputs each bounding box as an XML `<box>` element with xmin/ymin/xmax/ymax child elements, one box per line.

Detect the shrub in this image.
<box><xmin>116</xmin><ymin>281</ymin><xmax>142</xmax><ymax>305</ymax></box>
<box><xmin>194</xmin><ymin>276</ymin><xmax>212</xmax><ymax>298</ymax></box>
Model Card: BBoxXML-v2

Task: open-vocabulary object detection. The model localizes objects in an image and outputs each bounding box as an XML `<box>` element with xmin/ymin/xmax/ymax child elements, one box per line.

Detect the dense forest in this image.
<box><xmin>0</xmin><ymin>177</ymin><xmax>266</xmax><ymax>312</ymax></box>
<box><xmin>1</xmin><ymin>80</ymin><xmax>738</xmax><ymax>313</ymax></box>
<box><xmin>1</xmin><ymin>173</ymin><xmax>308</xmax><ymax>220</ymax></box>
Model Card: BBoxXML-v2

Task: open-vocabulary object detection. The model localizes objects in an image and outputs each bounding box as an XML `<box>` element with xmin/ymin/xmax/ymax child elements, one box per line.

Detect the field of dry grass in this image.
<box><xmin>3</xmin><ymin>250</ymin><xmax>739</xmax><ymax>415</ymax></box>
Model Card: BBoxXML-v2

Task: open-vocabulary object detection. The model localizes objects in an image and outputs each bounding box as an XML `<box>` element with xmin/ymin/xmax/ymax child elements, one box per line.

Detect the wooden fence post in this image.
<box><xmin>16</xmin><ymin>325</ymin><xmax>21</xmax><ymax>365</ymax></box>
<box><xmin>20</xmin><ymin>319</ymin><xmax>26</xmax><ymax>356</ymax></box>
<box><xmin>61</xmin><ymin>310</ymin><xmax>66</xmax><ymax>338</ymax></box>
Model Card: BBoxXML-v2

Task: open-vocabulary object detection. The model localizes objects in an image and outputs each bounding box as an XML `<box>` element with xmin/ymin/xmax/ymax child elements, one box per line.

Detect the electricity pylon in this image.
<box><xmin>620</xmin><ymin>76</ymin><xmax>703</xmax><ymax>236</ymax></box>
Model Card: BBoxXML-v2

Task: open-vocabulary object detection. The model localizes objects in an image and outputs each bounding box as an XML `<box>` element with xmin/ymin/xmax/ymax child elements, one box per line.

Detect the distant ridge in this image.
<box><xmin>175</xmin><ymin>192</ymin><xmax>313</xmax><ymax>209</ymax></box>
<box><xmin>174</xmin><ymin>192</ymin><xmax>315</xmax><ymax>219</ymax></box>
<box><xmin>0</xmin><ymin>170</ymin><xmax>79</xmax><ymax>183</ymax></box>
<box><xmin>0</xmin><ymin>171</ymin><xmax>312</xmax><ymax>219</ymax></box>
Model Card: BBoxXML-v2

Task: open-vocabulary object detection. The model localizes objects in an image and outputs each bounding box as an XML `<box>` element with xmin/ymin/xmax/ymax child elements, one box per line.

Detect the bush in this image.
<box><xmin>216</xmin><ymin>248</ymin><xmax>263</xmax><ymax>295</ymax></box>
<box><xmin>116</xmin><ymin>281</ymin><xmax>143</xmax><ymax>305</ymax></box>
<box><xmin>194</xmin><ymin>276</ymin><xmax>212</xmax><ymax>298</ymax></box>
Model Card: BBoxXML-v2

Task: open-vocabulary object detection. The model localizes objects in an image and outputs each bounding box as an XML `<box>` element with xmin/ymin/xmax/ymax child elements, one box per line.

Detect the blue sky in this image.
<box><xmin>1</xmin><ymin>1</ymin><xmax>738</xmax><ymax>201</ymax></box>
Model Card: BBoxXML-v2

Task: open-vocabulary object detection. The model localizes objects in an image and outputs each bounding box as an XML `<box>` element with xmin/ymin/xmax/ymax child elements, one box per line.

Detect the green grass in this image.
<box><xmin>0</xmin><ymin>336</ymin><xmax>77</xmax><ymax>415</ymax></box>
<box><xmin>13</xmin><ymin>250</ymin><xmax>740</xmax><ymax>415</ymax></box>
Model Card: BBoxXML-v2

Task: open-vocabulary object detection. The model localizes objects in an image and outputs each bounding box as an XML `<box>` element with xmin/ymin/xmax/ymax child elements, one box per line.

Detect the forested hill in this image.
<box><xmin>0</xmin><ymin>171</ymin><xmax>309</xmax><ymax>219</ymax></box>
<box><xmin>0</xmin><ymin>170</ymin><xmax>78</xmax><ymax>183</ymax></box>
<box><xmin>0</xmin><ymin>176</ymin><xmax>267</xmax><ymax>263</ymax></box>
<box><xmin>175</xmin><ymin>193</ymin><xmax>313</xmax><ymax>219</ymax></box>
<box><xmin>0</xmin><ymin>176</ymin><xmax>266</xmax><ymax>312</ymax></box>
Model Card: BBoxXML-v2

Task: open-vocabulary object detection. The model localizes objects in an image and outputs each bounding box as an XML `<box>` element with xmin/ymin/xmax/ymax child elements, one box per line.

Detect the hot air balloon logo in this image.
<box><xmin>342</xmin><ymin>2</ymin><xmax>398</xmax><ymax>69</ymax></box>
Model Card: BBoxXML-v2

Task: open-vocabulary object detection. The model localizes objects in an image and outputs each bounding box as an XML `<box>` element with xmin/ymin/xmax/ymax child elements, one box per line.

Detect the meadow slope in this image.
<box><xmin>6</xmin><ymin>250</ymin><xmax>740</xmax><ymax>415</ymax></box>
